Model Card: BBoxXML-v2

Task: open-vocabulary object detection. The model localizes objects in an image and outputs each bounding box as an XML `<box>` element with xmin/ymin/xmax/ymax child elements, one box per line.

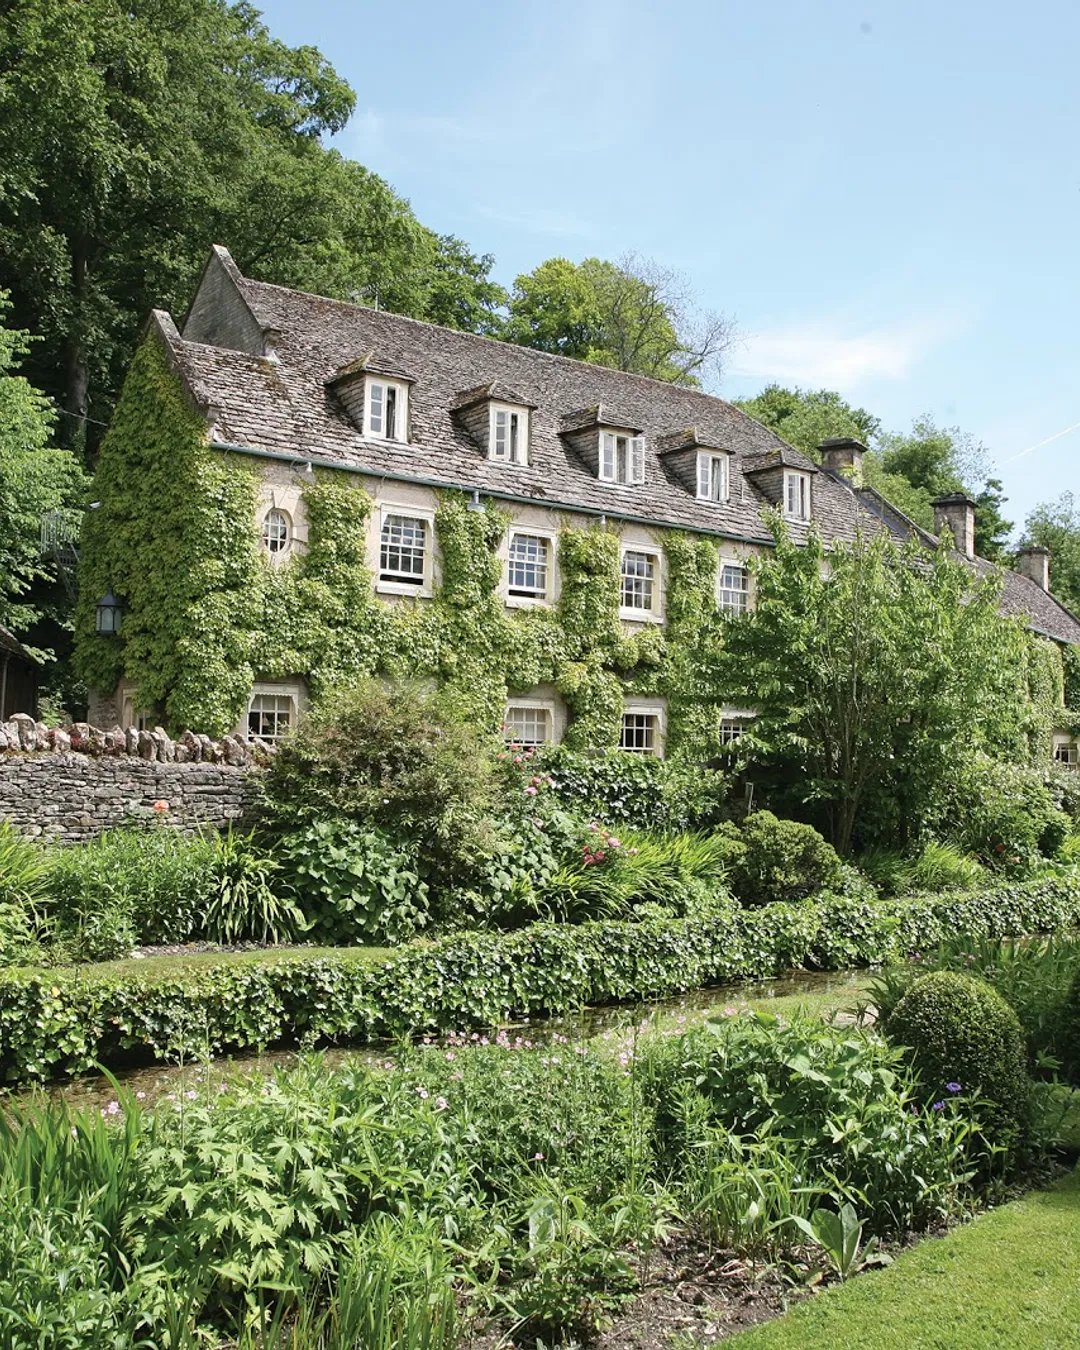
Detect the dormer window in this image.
<box><xmin>491</xmin><ymin>405</ymin><xmax>528</xmax><ymax>465</ymax></box>
<box><xmin>601</xmin><ymin>432</ymin><xmax>645</xmax><ymax>485</ymax></box>
<box><xmin>697</xmin><ymin>453</ymin><xmax>729</xmax><ymax>502</ymax></box>
<box><xmin>784</xmin><ymin>470</ymin><xmax>811</xmax><ymax>521</ymax></box>
<box><xmin>367</xmin><ymin>379</ymin><xmax>408</xmax><ymax>441</ymax></box>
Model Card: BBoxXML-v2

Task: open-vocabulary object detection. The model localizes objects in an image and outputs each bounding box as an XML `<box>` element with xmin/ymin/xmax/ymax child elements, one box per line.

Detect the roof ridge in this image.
<box><xmin>235</xmin><ymin>274</ymin><xmax>785</xmax><ymax>424</ymax></box>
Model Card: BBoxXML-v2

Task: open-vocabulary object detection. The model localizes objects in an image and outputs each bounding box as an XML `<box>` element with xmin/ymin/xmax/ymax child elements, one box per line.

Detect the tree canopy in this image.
<box><xmin>0</xmin><ymin>296</ymin><xmax>87</xmax><ymax>649</ymax></box>
<box><xmin>1021</xmin><ymin>493</ymin><xmax>1080</xmax><ymax>614</ymax></box>
<box><xmin>0</xmin><ymin>0</ymin><xmax>505</xmax><ymax>446</ymax></box>
<box><xmin>503</xmin><ymin>254</ymin><xmax>737</xmax><ymax>386</ymax></box>
<box><xmin>714</xmin><ymin>520</ymin><xmax>1032</xmax><ymax>853</ymax></box>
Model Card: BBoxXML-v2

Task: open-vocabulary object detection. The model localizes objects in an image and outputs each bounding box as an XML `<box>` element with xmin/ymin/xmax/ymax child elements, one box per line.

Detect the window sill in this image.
<box><xmin>783</xmin><ymin>513</ymin><xmax>811</xmax><ymax>524</ymax></box>
<box><xmin>376</xmin><ymin>580</ymin><xmax>432</xmax><ymax>599</ymax></box>
<box><xmin>619</xmin><ymin>607</ymin><xmax>664</xmax><ymax>625</ymax></box>
<box><xmin>505</xmin><ymin>593</ymin><xmax>552</xmax><ymax>610</ymax></box>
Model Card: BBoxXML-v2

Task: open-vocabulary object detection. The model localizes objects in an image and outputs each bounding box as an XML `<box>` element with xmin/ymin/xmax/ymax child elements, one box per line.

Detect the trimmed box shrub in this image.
<box><xmin>885</xmin><ymin>971</ymin><xmax>1030</xmax><ymax>1157</ymax></box>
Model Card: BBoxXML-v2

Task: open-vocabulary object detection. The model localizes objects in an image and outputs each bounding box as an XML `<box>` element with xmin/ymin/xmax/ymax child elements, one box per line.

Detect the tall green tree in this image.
<box><xmin>0</xmin><ymin>0</ymin><xmax>504</xmax><ymax>445</ymax></box>
<box><xmin>1020</xmin><ymin>493</ymin><xmax>1080</xmax><ymax>613</ymax></box>
<box><xmin>504</xmin><ymin>254</ymin><xmax>736</xmax><ymax>385</ymax></box>
<box><xmin>734</xmin><ymin>384</ymin><xmax>880</xmax><ymax>453</ymax></box>
<box><xmin>715</xmin><ymin>521</ymin><xmax>1030</xmax><ymax>853</ymax></box>
<box><xmin>0</xmin><ymin>296</ymin><xmax>87</xmax><ymax>648</ymax></box>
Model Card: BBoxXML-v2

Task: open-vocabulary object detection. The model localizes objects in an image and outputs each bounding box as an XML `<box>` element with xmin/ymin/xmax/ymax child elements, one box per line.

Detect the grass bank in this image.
<box><xmin>729</xmin><ymin>1168</ymin><xmax>1080</xmax><ymax>1350</ymax></box>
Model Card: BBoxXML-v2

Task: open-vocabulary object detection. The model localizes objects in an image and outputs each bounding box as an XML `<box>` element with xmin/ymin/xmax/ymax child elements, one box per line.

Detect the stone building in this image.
<box><xmin>74</xmin><ymin>246</ymin><xmax>1080</xmax><ymax>758</ymax></box>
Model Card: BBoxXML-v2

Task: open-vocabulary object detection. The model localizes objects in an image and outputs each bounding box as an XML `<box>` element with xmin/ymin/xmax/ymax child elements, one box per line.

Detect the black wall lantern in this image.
<box><xmin>95</xmin><ymin>589</ymin><xmax>122</xmax><ymax>636</ymax></box>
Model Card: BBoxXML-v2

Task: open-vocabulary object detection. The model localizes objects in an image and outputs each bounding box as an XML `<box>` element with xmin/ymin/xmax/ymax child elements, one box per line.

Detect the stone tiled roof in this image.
<box><xmin>162</xmin><ymin>248</ymin><xmax>1080</xmax><ymax>645</ymax></box>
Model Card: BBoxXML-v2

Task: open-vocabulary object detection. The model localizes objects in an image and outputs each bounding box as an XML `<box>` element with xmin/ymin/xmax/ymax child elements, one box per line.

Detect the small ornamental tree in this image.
<box><xmin>715</xmin><ymin>519</ymin><xmax>1033</xmax><ymax>853</ymax></box>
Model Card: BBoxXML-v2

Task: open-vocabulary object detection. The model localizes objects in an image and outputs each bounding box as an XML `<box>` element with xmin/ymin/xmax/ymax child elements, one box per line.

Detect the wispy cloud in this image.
<box><xmin>734</xmin><ymin>313</ymin><xmax>965</xmax><ymax>390</ymax></box>
<box><xmin>475</xmin><ymin>203</ymin><xmax>593</xmax><ymax>238</ymax></box>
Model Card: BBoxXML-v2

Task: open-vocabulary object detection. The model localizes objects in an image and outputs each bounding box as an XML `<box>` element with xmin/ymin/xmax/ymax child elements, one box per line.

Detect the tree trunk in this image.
<box><xmin>62</xmin><ymin>237</ymin><xmax>91</xmax><ymax>454</ymax></box>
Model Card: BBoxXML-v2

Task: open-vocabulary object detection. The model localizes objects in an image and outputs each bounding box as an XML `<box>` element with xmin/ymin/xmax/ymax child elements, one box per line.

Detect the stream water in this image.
<box><xmin>26</xmin><ymin>967</ymin><xmax>870</xmax><ymax>1113</ymax></box>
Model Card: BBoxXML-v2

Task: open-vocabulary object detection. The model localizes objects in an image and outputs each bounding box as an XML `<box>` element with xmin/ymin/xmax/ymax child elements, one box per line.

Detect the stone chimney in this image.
<box><xmin>818</xmin><ymin>437</ymin><xmax>867</xmax><ymax>485</ymax></box>
<box><xmin>932</xmin><ymin>493</ymin><xmax>977</xmax><ymax>557</ymax></box>
<box><xmin>1016</xmin><ymin>544</ymin><xmax>1050</xmax><ymax>591</ymax></box>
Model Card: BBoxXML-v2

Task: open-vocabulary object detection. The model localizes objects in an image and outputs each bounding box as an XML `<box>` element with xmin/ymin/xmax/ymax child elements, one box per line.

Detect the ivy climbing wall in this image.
<box><xmin>74</xmin><ymin>333</ymin><xmax>744</xmax><ymax>750</ymax></box>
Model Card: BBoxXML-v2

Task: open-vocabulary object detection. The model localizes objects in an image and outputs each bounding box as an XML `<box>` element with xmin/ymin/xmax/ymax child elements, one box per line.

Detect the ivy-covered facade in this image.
<box><xmin>74</xmin><ymin>247</ymin><xmax>1080</xmax><ymax>757</ymax></box>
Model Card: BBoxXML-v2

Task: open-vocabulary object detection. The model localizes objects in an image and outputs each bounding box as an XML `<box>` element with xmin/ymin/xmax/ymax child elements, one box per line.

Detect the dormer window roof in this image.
<box><xmin>560</xmin><ymin>405</ymin><xmax>645</xmax><ymax>485</ymax></box>
<box><xmin>657</xmin><ymin>428</ymin><xmax>731</xmax><ymax>502</ymax></box>
<box><xmin>743</xmin><ymin>447</ymin><xmax>817</xmax><ymax>519</ymax></box>
<box><xmin>452</xmin><ymin>382</ymin><xmax>535</xmax><ymax>466</ymax></box>
<box><xmin>327</xmin><ymin>353</ymin><xmax>415</xmax><ymax>443</ymax></box>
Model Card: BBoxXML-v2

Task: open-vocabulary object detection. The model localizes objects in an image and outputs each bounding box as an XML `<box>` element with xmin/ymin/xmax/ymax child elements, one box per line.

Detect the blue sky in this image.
<box><xmin>256</xmin><ymin>0</ymin><xmax>1079</xmax><ymax>532</ymax></box>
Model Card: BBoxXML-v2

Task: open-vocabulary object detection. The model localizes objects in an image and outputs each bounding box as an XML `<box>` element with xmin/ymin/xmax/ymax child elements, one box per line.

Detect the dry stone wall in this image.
<box><xmin>0</xmin><ymin>715</ymin><xmax>266</xmax><ymax>842</ymax></box>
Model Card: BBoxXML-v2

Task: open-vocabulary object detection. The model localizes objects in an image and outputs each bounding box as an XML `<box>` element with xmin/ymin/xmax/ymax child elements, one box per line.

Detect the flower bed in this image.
<box><xmin>1</xmin><ymin>873</ymin><xmax>1078</xmax><ymax>1084</ymax></box>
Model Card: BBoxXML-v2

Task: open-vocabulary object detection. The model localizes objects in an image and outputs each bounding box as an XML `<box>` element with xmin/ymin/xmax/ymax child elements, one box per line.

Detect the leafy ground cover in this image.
<box><xmin>725</xmin><ymin>1167</ymin><xmax>1080</xmax><ymax>1350</ymax></box>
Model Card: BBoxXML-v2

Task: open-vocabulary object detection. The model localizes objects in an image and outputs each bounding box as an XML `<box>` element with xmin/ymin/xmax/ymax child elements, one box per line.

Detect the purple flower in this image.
<box><xmin>932</xmin><ymin>1101</ymin><xmax>946</xmax><ymax>1111</ymax></box>
<box><xmin>946</xmin><ymin>1082</ymin><xmax>962</xmax><ymax>1093</ymax></box>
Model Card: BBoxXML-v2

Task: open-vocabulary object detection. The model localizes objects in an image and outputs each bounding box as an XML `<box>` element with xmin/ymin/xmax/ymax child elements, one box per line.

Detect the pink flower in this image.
<box><xmin>533</xmin><ymin>1152</ymin><xmax>545</xmax><ymax>1161</ymax></box>
<box><xmin>417</xmin><ymin>1087</ymin><xmax>430</xmax><ymax>1099</ymax></box>
<box><xmin>152</xmin><ymin>800</ymin><xmax>169</xmax><ymax>813</ymax></box>
<box><xmin>525</xmin><ymin>786</ymin><xmax>537</xmax><ymax>796</ymax></box>
<box><xmin>435</xmin><ymin>1096</ymin><xmax>449</xmax><ymax>1111</ymax></box>
<box><xmin>135</xmin><ymin>1091</ymin><xmax>146</xmax><ymax>1100</ymax></box>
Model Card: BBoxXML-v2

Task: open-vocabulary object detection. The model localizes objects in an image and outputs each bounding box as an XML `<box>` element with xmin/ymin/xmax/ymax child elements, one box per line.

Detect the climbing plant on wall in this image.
<box><xmin>76</xmin><ymin>328</ymin><xmax>1075</xmax><ymax>764</ymax></box>
<box><xmin>75</xmin><ymin>330</ymin><xmax>723</xmax><ymax>741</ymax></box>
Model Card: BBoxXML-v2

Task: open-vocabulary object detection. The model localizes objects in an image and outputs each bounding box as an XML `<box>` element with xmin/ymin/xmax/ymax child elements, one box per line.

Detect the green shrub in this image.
<box><xmin>884</xmin><ymin>971</ymin><xmax>1030</xmax><ymax>1157</ymax></box>
<box><xmin>540</xmin><ymin>828</ymin><xmax>733</xmax><ymax>922</ymax></box>
<box><xmin>870</xmin><ymin>933</ymin><xmax>1080</xmax><ymax>1073</ymax></box>
<box><xmin>718</xmin><ymin>811</ymin><xmax>845</xmax><ymax>907</ymax></box>
<box><xmin>644</xmin><ymin>1011</ymin><xmax>978</xmax><ymax>1233</ymax></box>
<box><xmin>262</xmin><ymin>679</ymin><xmax>497</xmax><ymax>890</ymax></box>
<box><xmin>0</xmin><ymin>823</ymin><xmax>46</xmax><ymax>968</ymax></box>
<box><xmin>531</xmin><ymin>747</ymin><xmax>730</xmax><ymax>832</ymax></box>
<box><xmin>273</xmin><ymin>817</ymin><xmax>432</xmax><ymax>944</ymax></box>
<box><xmin>0</xmin><ymin>821</ymin><xmax>47</xmax><ymax>911</ymax></box>
<box><xmin>945</xmin><ymin>757</ymin><xmax>1071</xmax><ymax>871</ymax></box>
<box><xmin>203</xmin><ymin>826</ymin><xmax>306</xmax><ymax>945</ymax></box>
<box><xmin>41</xmin><ymin>826</ymin><xmax>217</xmax><ymax>959</ymax></box>
<box><xmin>1061</xmin><ymin>965</ymin><xmax>1080</xmax><ymax>1082</ymax></box>
<box><xmin>2</xmin><ymin>872</ymin><xmax>1078</xmax><ymax>1085</ymax></box>
<box><xmin>857</xmin><ymin>842</ymin><xmax>984</xmax><ymax>897</ymax></box>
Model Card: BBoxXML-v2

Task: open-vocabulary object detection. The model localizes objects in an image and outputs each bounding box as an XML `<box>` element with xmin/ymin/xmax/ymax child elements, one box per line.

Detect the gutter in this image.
<box><xmin>209</xmin><ymin>439</ymin><xmax>777</xmax><ymax>549</ymax></box>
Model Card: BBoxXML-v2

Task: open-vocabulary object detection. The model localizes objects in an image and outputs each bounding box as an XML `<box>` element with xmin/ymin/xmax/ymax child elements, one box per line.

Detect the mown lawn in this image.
<box><xmin>729</xmin><ymin>1167</ymin><xmax>1080</xmax><ymax>1350</ymax></box>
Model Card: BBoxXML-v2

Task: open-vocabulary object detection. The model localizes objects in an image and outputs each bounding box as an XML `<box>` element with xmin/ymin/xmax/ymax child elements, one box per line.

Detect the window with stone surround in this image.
<box><xmin>504</xmin><ymin>704</ymin><xmax>551</xmax><ymax>747</ymax></box>
<box><xmin>379</xmin><ymin>514</ymin><xmax>427</xmax><ymax>586</ymax></box>
<box><xmin>491</xmin><ymin>405</ymin><xmax>529</xmax><ymax>464</ymax></box>
<box><xmin>719</xmin><ymin>562</ymin><xmax>749</xmax><ymax>615</ymax></box>
<box><xmin>261</xmin><ymin>508</ymin><xmax>291</xmax><ymax>555</ymax></box>
<box><xmin>697</xmin><ymin>452</ymin><xmax>729</xmax><ymax>502</ymax></box>
<box><xmin>506</xmin><ymin>532</ymin><xmax>550</xmax><ymax>600</ymax></box>
<box><xmin>367</xmin><ymin>379</ymin><xmax>408</xmax><ymax>441</ymax></box>
<box><xmin>620</xmin><ymin>548</ymin><xmax>660</xmax><ymax>618</ymax></box>
<box><xmin>247</xmin><ymin>692</ymin><xmax>294</xmax><ymax>744</ymax></box>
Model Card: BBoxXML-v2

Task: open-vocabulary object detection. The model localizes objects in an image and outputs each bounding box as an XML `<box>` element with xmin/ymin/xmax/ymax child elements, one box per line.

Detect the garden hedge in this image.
<box><xmin>2</xmin><ymin>873</ymin><xmax>1079</xmax><ymax>1084</ymax></box>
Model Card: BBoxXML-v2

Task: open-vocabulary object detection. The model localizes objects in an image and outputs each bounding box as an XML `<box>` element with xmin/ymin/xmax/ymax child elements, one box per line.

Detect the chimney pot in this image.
<box><xmin>932</xmin><ymin>493</ymin><xmax>977</xmax><ymax>558</ymax></box>
<box><xmin>818</xmin><ymin>437</ymin><xmax>867</xmax><ymax>486</ymax></box>
<box><xmin>1016</xmin><ymin>544</ymin><xmax>1050</xmax><ymax>592</ymax></box>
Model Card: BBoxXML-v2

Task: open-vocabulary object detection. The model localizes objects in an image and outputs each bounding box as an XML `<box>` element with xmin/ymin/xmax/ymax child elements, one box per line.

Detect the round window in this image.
<box><xmin>262</xmin><ymin>509</ymin><xmax>290</xmax><ymax>554</ymax></box>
